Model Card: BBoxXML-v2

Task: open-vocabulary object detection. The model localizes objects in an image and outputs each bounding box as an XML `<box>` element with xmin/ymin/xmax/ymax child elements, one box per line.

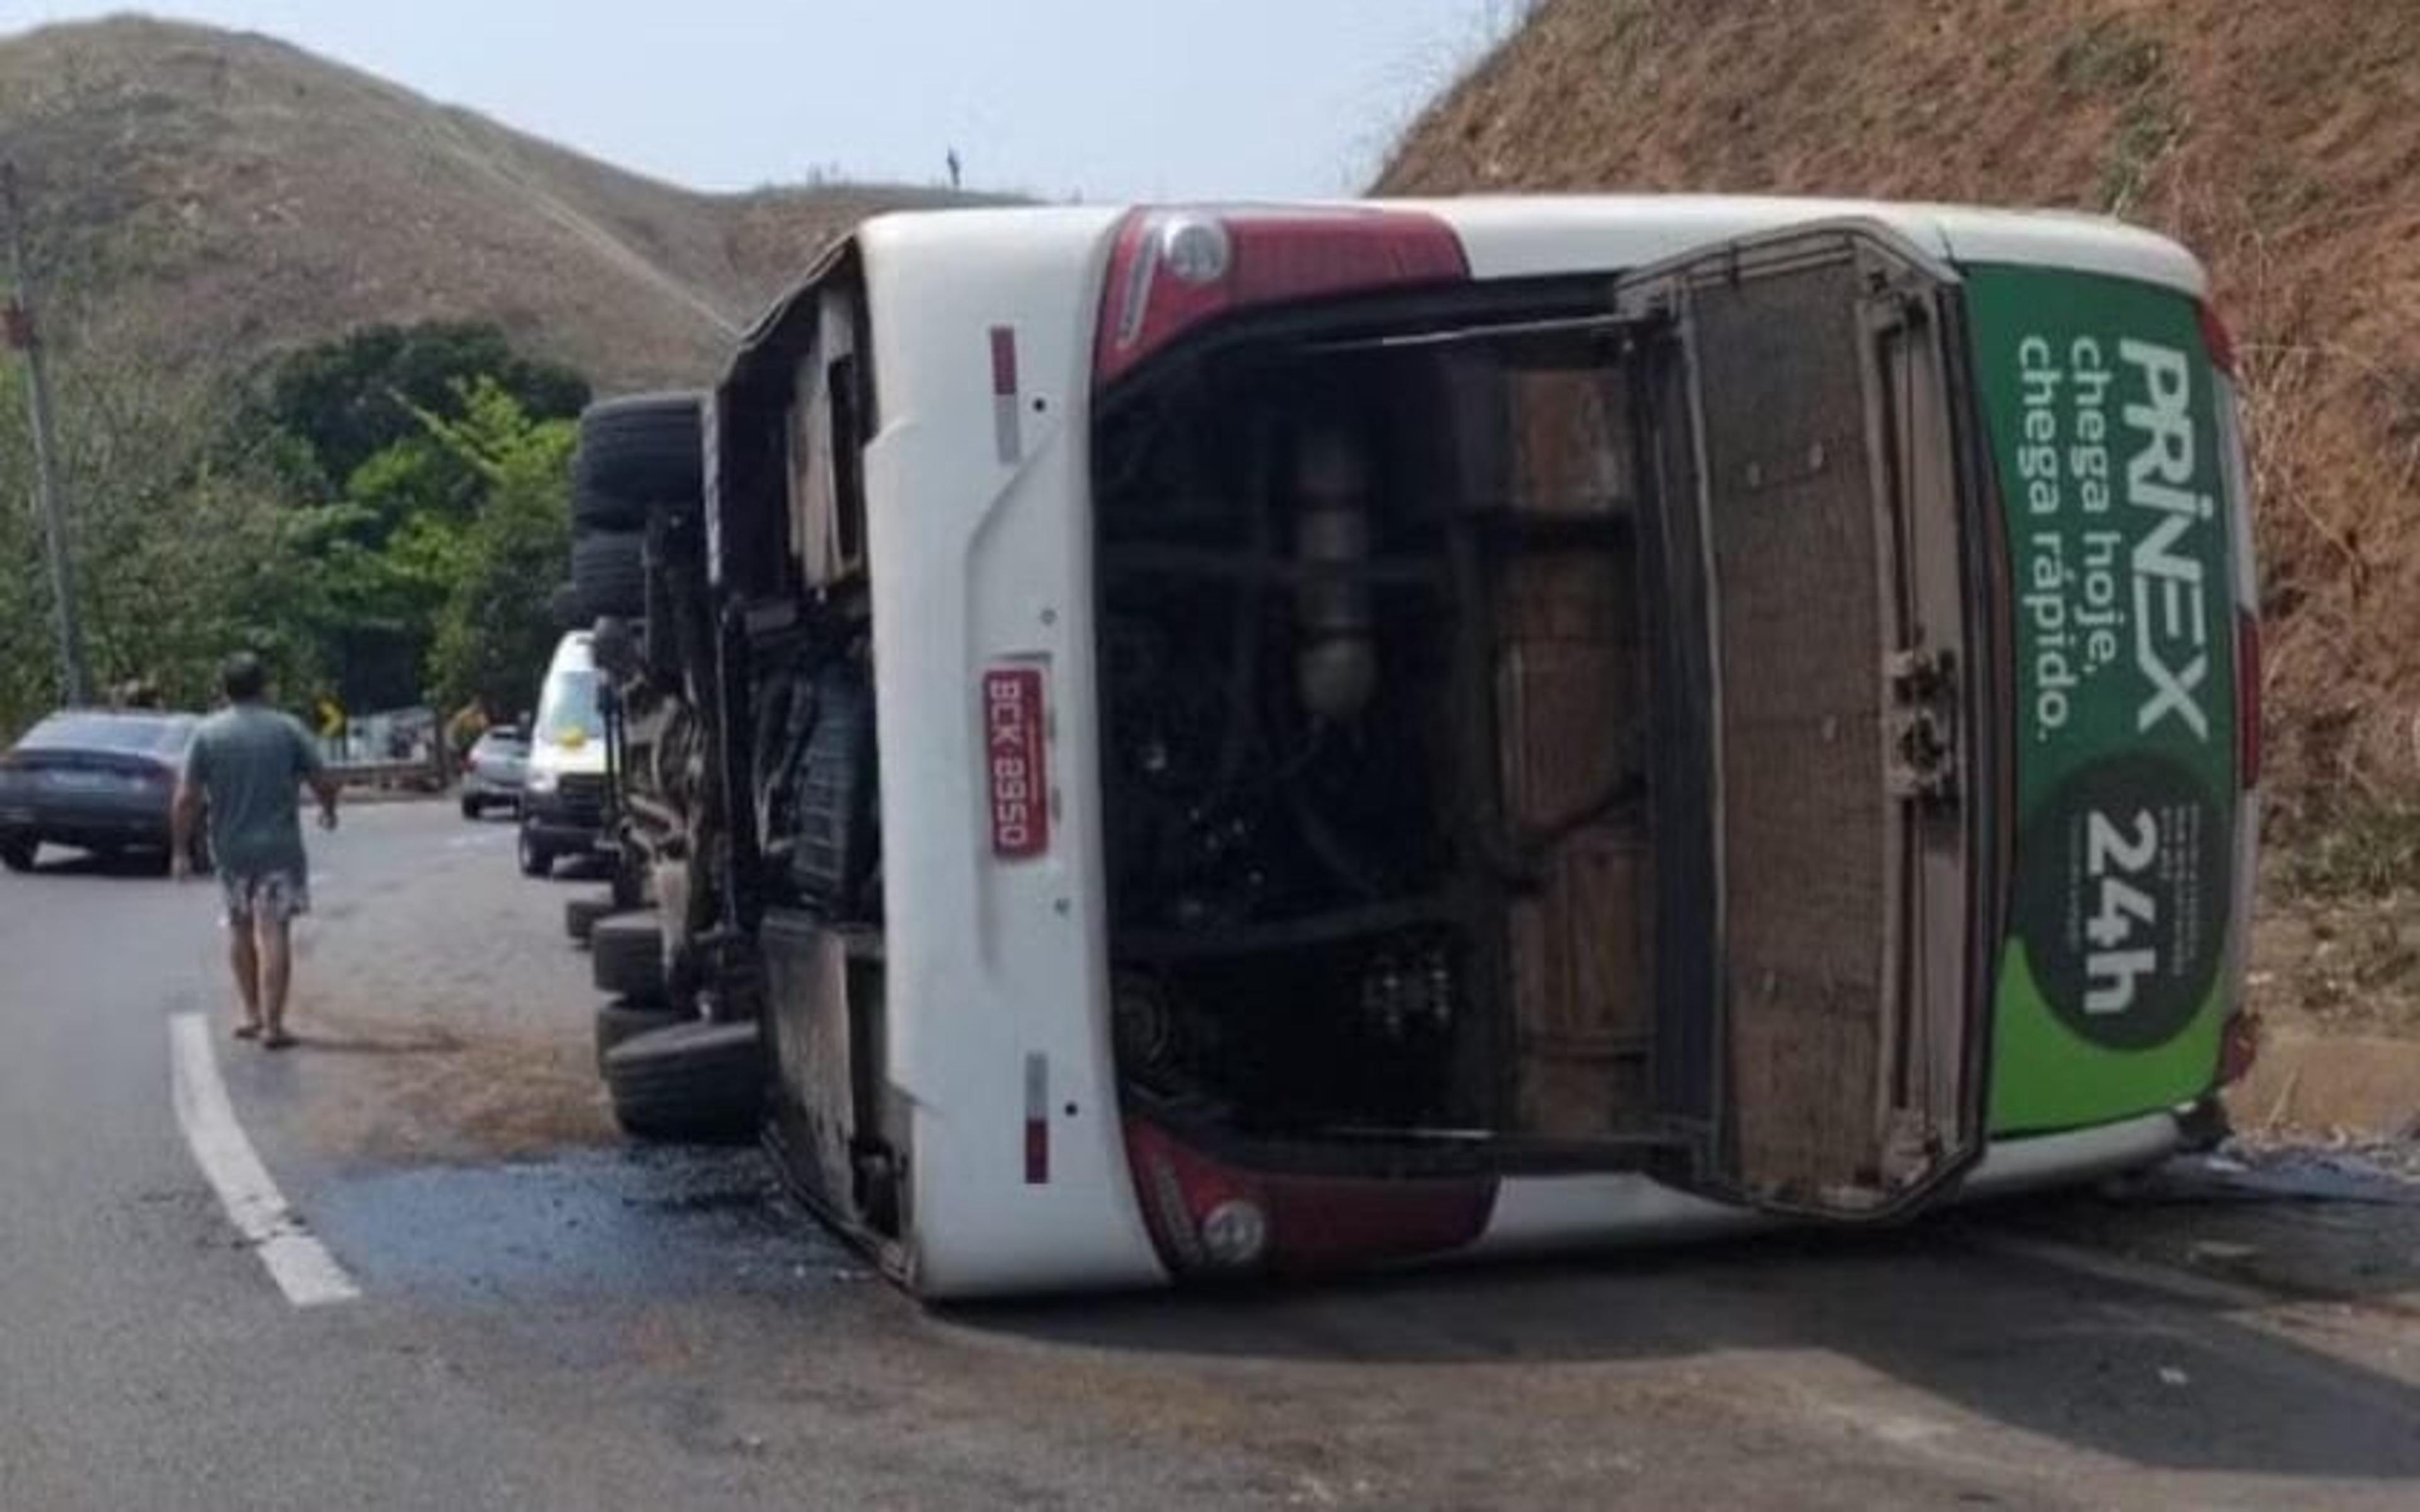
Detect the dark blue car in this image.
<box><xmin>0</xmin><ymin>710</ymin><xmax>204</xmax><ymax>874</ymax></box>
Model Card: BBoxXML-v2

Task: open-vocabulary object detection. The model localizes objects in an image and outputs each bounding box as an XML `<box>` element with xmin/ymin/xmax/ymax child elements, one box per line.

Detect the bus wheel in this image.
<box><xmin>592</xmin><ymin>913</ymin><xmax>667</xmax><ymax>1004</ymax></box>
<box><xmin>565</xmin><ymin>894</ymin><xmax>618</xmax><ymax>944</ymax></box>
<box><xmin>518</xmin><ymin>825</ymin><xmax>553</xmax><ymax>879</ymax></box>
<box><xmin>603</xmin><ymin>1021</ymin><xmax>764</xmax><ymax>1143</ymax></box>
<box><xmin>594</xmin><ymin>999</ymin><xmax>682</xmax><ymax>1071</ymax></box>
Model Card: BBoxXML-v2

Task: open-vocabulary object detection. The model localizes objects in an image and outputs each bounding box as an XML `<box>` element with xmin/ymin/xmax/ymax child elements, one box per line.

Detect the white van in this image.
<box><xmin>517</xmin><ymin>631</ymin><xmax>610</xmax><ymax>878</ymax></box>
<box><xmin>601</xmin><ymin>197</ymin><xmax>2259</xmax><ymax>1298</ymax></box>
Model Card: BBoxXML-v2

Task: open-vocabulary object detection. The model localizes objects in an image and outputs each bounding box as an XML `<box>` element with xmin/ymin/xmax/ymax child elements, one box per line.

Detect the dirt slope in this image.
<box><xmin>0</xmin><ymin>16</ymin><xmax>991</xmax><ymax>391</ymax></box>
<box><xmin>1381</xmin><ymin>0</ymin><xmax>2420</xmax><ymax>825</ymax></box>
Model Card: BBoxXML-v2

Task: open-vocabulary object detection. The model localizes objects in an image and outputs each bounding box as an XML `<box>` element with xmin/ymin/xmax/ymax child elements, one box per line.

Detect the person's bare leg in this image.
<box><xmin>227</xmin><ymin>919</ymin><xmax>262</xmax><ymax>1034</ymax></box>
<box><xmin>258</xmin><ymin>914</ymin><xmax>294</xmax><ymax>1043</ymax></box>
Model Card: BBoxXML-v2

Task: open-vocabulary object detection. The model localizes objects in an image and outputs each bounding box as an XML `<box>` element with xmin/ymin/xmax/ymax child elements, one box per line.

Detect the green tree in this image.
<box><xmin>0</xmin><ymin>357</ymin><xmax>319</xmax><ymax>738</ymax></box>
<box><xmin>282</xmin><ymin>434</ymin><xmax>480</xmax><ymax>711</ymax></box>
<box><xmin>418</xmin><ymin>378</ymin><xmax>576</xmax><ymax>718</ymax></box>
<box><xmin>247</xmin><ymin>323</ymin><xmax>589</xmax><ymax>712</ymax></box>
<box><xmin>252</xmin><ymin>322</ymin><xmax>589</xmax><ymax>496</ymax></box>
<box><xmin>1</xmin><ymin>320</ymin><xmax>589</xmax><ymax>741</ymax></box>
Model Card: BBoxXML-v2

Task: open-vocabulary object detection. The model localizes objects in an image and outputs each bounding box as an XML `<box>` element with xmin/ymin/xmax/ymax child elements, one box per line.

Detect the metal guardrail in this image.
<box><xmin>329</xmin><ymin>757</ymin><xmax>446</xmax><ymax>791</ymax></box>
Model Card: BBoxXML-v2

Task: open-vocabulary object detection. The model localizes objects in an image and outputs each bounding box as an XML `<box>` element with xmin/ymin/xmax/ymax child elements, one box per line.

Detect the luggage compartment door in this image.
<box><xmin>1620</xmin><ymin>223</ymin><xmax>1990</xmax><ymax>1219</ymax></box>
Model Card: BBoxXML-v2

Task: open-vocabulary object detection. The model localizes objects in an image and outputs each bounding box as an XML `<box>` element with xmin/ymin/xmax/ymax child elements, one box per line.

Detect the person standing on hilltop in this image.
<box><xmin>171</xmin><ymin>652</ymin><xmax>342</xmax><ymax>1050</ymax></box>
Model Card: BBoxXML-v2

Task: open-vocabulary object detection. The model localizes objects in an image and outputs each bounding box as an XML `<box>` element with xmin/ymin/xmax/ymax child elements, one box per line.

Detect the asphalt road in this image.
<box><xmin>3</xmin><ymin>802</ymin><xmax>2417</xmax><ymax>1510</ymax></box>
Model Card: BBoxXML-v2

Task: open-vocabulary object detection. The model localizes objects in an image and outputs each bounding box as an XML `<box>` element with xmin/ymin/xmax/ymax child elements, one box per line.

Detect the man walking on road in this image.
<box><xmin>171</xmin><ymin>653</ymin><xmax>341</xmax><ymax>1049</ymax></box>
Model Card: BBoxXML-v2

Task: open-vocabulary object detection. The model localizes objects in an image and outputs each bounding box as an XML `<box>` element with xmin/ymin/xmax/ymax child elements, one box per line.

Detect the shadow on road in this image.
<box><xmin>951</xmin><ymin>1210</ymin><xmax>2420</xmax><ymax>1482</ymax></box>
<box><xmin>1978</xmin><ymin>1169</ymin><xmax>2420</xmax><ymax>1311</ymax></box>
<box><xmin>282</xmin><ymin>1027</ymin><xmax>468</xmax><ymax>1056</ymax></box>
<box><xmin>9</xmin><ymin>845</ymin><xmax>176</xmax><ymax>881</ymax></box>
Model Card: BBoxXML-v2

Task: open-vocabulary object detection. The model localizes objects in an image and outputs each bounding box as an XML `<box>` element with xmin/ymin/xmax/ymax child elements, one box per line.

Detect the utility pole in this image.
<box><xmin>1</xmin><ymin>160</ymin><xmax>89</xmax><ymax>706</ymax></box>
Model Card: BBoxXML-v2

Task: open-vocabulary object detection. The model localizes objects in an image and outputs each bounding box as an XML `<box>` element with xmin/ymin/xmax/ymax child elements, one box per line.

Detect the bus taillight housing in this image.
<box><xmin>1092</xmin><ymin>206</ymin><xmax>1468</xmax><ymax>386</ymax></box>
<box><xmin>1122</xmin><ymin>1116</ymin><xmax>1495</xmax><ymax>1279</ymax></box>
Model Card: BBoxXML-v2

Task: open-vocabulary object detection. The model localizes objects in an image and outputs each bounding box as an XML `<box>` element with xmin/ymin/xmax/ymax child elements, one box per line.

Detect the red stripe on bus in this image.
<box><xmin>1024</xmin><ymin>1119</ymin><xmax>1049</xmax><ymax>1184</ymax></box>
<box><xmin>989</xmin><ymin>326</ymin><xmax>1018</xmax><ymax>397</ymax></box>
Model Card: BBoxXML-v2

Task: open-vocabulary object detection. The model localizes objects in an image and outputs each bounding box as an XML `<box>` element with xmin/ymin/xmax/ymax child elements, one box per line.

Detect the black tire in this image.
<box><xmin>572</xmin><ymin>483</ymin><xmax>647</xmax><ymax>534</ymax></box>
<box><xmin>564</xmin><ymin>893</ymin><xmax>618</xmax><ymax>944</ymax></box>
<box><xmin>2</xmin><ymin>833</ymin><xmax>37</xmax><ymax>873</ymax></box>
<box><xmin>594</xmin><ymin>999</ymin><xmax>683</xmax><ymax>1070</ymax></box>
<box><xmin>518</xmin><ymin>823</ymin><xmax>553</xmax><ymax>879</ymax></box>
<box><xmin>572</xmin><ymin>530</ymin><xmax>647</xmax><ymax>621</ymax></box>
<box><xmin>573</xmin><ymin>392</ymin><xmax>703</xmax><ymax>527</ymax></box>
<box><xmin>592</xmin><ymin>912</ymin><xmax>667</xmax><ymax>1003</ymax></box>
<box><xmin>461</xmin><ymin>794</ymin><xmax>483</xmax><ymax>820</ymax></box>
<box><xmin>603</xmin><ymin>1020</ymin><xmax>765</xmax><ymax>1142</ymax></box>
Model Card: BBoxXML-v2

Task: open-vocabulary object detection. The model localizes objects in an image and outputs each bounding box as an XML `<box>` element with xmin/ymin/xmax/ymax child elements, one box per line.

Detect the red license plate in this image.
<box><xmin>983</xmin><ymin>667</ymin><xmax>1049</xmax><ymax>859</ymax></box>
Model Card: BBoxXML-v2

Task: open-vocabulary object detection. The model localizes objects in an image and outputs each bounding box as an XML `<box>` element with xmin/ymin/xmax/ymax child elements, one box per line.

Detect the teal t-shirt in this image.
<box><xmin>182</xmin><ymin>704</ymin><xmax>325</xmax><ymax>878</ymax></box>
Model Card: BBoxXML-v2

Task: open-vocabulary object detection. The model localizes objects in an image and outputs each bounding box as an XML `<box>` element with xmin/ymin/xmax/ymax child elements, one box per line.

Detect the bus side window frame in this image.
<box><xmin>795</xmin><ymin>281</ymin><xmax>876</xmax><ymax>592</ymax></box>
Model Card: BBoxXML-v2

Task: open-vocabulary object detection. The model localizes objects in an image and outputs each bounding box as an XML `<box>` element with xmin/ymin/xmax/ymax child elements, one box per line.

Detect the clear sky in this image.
<box><xmin>0</xmin><ymin>1</ymin><xmax>1525</xmax><ymax>200</ymax></box>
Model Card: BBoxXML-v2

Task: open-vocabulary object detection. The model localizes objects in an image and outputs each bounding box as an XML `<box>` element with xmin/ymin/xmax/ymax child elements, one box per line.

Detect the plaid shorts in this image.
<box><xmin>220</xmin><ymin>868</ymin><xmax>311</xmax><ymax>926</ymax></box>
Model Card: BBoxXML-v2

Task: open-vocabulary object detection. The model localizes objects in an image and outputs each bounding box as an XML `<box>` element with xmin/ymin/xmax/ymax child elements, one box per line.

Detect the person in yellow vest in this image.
<box><xmin>446</xmin><ymin>699</ymin><xmax>492</xmax><ymax>759</ymax></box>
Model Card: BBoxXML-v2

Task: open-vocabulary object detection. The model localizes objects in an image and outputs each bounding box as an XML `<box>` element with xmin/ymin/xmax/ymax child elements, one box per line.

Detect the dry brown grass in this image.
<box><xmin>0</xmin><ymin>16</ymin><xmax>991</xmax><ymax>391</ymax></box>
<box><xmin>1380</xmin><ymin>0</ymin><xmax>2420</xmax><ymax>831</ymax></box>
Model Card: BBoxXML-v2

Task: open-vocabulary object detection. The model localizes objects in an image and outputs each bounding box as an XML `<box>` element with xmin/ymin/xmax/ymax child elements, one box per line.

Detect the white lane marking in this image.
<box><xmin>168</xmin><ymin>1013</ymin><xmax>360</xmax><ymax>1308</ymax></box>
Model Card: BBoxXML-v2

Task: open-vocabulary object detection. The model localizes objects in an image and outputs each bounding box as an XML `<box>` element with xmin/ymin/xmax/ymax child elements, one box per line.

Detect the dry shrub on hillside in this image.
<box><xmin>0</xmin><ymin>18</ymin><xmax>993</xmax><ymax>392</ymax></box>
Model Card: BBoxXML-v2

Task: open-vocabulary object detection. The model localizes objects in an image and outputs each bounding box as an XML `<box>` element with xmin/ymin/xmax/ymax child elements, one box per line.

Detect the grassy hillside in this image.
<box><xmin>0</xmin><ymin>16</ymin><xmax>991</xmax><ymax>391</ymax></box>
<box><xmin>1381</xmin><ymin>0</ymin><xmax>2420</xmax><ymax>827</ymax></box>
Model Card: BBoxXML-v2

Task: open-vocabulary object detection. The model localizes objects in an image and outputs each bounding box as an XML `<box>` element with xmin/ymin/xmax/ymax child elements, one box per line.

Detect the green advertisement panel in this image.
<box><xmin>1961</xmin><ymin>265</ymin><xmax>2240</xmax><ymax>1134</ymax></box>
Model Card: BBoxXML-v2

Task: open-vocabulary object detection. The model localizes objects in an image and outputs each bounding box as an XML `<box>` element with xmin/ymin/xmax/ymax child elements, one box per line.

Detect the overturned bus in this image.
<box><xmin>562</xmin><ymin>197</ymin><xmax>2260</xmax><ymax>1299</ymax></box>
